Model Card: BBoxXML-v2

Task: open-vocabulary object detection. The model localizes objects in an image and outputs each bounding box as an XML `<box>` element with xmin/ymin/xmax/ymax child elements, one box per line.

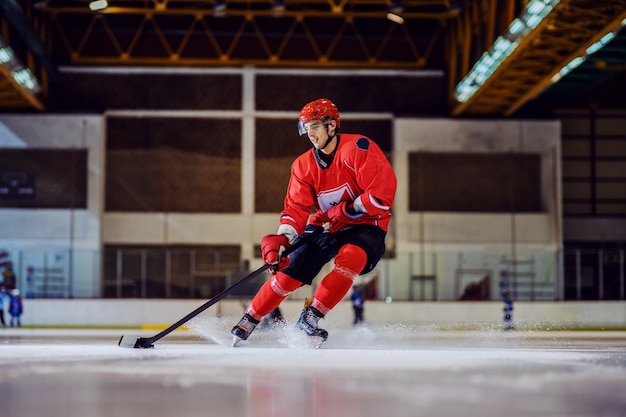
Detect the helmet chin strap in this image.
<box><xmin>319</xmin><ymin>124</ymin><xmax>337</xmax><ymax>151</ymax></box>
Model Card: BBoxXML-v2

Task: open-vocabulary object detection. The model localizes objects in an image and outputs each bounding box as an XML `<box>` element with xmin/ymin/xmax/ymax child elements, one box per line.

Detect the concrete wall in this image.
<box><xmin>16</xmin><ymin>299</ymin><xmax>626</xmax><ymax>330</ymax></box>
<box><xmin>0</xmin><ymin>115</ymin><xmax>103</xmax><ymax>251</ymax></box>
<box><xmin>393</xmin><ymin>118</ymin><xmax>561</xmax><ymax>249</ymax></box>
<box><xmin>0</xmin><ymin>115</ymin><xmax>103</xmax><ymax>297</ymax></box>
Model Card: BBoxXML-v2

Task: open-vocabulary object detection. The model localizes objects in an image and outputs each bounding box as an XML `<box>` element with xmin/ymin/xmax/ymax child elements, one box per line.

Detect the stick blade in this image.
<box><xmin>118</xmin><ymin>335</ymin><xmax>154</xmax><ymax>349</ymax></box>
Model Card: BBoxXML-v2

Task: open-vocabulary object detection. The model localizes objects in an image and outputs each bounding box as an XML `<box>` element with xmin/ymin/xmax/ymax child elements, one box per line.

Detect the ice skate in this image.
<box><xmin>231</xmin><ymin>313</ymin><xmax>259</xmax><ymax>347</ymax></box>
<box><xmin>295</xmin><ymin>304</ymin><xmax>328</xmax><ymax>348</ymax></box>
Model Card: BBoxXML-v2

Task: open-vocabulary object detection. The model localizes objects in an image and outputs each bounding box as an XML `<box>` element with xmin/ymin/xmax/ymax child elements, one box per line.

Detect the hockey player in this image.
<box><xmin>8</xmin><ymin>288</ymin><xmax>23</xmax><ymax>328</ymax></box>
<box><xmin>499</xmin><ymin>270</ymin><xmax>514</xmax><ymax>331</ymax></box>
<box><xmin>351</xmin><ymin>284</ymin><xmax>365</xmax><ymax>325</ymax></box>
<box><xmin>231</xmin><ymin>98</ymin><xmax>397</xmax><ymax>346</ymax></box>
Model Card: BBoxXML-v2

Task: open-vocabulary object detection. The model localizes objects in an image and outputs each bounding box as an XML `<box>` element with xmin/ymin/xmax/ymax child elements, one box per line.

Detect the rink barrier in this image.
<box><xmin>10</xmin><ymin>299</ymin><xmax>626</xmax><ymax>331</ymax></box>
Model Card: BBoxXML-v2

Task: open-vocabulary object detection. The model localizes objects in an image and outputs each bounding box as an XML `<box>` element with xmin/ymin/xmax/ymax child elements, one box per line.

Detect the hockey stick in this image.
<box><xmin>118</xmin><ymin>228</ymin><xmax>322</xmax><ymax>348</ymax></box>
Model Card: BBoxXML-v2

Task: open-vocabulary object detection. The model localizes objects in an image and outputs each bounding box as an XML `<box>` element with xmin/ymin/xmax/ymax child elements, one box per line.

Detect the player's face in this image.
<box><xmin>304</xmin><ymin>120</ymin><xmax>335</xmax><ymax>150</ymax></box>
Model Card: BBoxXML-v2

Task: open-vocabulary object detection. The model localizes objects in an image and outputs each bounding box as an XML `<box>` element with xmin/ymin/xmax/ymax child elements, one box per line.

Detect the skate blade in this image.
<box><xmin>307</xmin><ymin>336</ymin><xmax>326</xmax><ymax>349</ymax></box>
<box><xmin>231</xmin><ymin>335</ymin><xmax>243</xmax><ymax>347</ymax></box>
<box><xmin>310</xmin><ymin>336</ymin><xmax>326</xmax><ymax>349</ymax></box>
<box><xmin>282</xmin><ymin>330</ymin><xmax>326</xmax><ymax>349</ymax></box>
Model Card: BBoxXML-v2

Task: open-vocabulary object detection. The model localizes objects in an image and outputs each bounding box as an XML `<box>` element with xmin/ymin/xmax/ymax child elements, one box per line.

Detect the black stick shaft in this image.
<box><xmin>144</xmin><ymin>229</ymin><xmax>321</xmax><ymax>344</ymax></box>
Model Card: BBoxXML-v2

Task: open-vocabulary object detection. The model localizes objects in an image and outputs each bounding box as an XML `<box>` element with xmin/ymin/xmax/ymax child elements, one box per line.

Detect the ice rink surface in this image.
<box><xmin>2</xmin><ymin>317</ymin><xmax>626</xmax><ymax>417</ymax></box>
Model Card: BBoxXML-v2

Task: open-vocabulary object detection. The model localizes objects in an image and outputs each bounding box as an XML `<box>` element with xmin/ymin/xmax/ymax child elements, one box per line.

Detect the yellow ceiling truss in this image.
<box><xmin>36</xmin><ymin>0</ymin><xmax>458</xmax><ymax>68</ymax></box>
<box><xmin>1</xmin><ymin>0</ymin><xmax>623</xmax><ymax>115</ymax></box>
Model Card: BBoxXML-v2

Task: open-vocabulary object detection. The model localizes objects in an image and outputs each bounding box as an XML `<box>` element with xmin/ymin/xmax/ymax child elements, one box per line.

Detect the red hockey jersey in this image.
<box><xmin>279</xmin><ymin>133</ymin><xmax>397</xmax><ymax>235</ymax></box>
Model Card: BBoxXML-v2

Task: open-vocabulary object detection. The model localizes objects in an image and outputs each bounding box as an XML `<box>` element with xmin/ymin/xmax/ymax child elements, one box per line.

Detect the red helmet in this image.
<box><xmin>298</xmin><ymin>98</ymin><xmax>340</xmax><ymax>136</ymax></box>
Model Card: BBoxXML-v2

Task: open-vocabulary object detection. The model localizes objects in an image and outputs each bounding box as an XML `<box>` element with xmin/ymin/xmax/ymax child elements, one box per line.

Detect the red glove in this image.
<box><xmin>261</xmin><ymin>234</ymin><xmax>291</xmax><ymax>273</ymax></box>
<box><xmin>309</xmin><ymin>211</ymin><xmax>329</xmax><ymax>228</ymax></box>
<box><xmin>313</xmin><ymin>201</ymin><xmax>363</xmax><ymax>233</ymax></box>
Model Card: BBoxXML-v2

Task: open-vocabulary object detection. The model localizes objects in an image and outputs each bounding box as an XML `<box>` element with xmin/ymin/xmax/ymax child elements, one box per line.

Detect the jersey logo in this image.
<box><xmin>317</xmin><ymin>183</ymin><xmax>356</xmax><ymax>212</ymax></box>
<box><xmin>356</xmin><ymin>137</ymin><xmax>369</xmax><ymax>151</ymax></box>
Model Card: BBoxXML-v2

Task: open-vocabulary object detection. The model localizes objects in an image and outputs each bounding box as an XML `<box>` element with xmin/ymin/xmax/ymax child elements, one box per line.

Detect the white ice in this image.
<box><xmin>1</xmin><ymin>317</ymin><xmax>626</xmax><ymax>417</ymax></box>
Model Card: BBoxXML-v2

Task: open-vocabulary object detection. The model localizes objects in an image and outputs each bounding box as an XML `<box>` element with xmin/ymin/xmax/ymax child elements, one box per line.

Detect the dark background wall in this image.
<box><xmin>50</xmin><ymin>70</ymin><xmax>446</xmax><ymax>115</ymax></box>
<box><xmin>0</xmin><ymin>149</ymin><xmax>87</xmax><ymax>209</ymax></box>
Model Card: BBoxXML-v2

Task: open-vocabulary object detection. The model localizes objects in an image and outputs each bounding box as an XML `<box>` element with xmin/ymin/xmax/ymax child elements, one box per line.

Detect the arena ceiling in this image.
<box><xmin>1</xmin><ymin>0</ymin><xmax>625</xmax><ymax>115</ymax></box>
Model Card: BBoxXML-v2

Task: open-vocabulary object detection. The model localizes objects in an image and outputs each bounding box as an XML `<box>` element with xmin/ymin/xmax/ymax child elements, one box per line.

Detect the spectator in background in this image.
<box><xmin>0</xmin><ymin>287</ymin><xmax>8</xmax><ymax>329</ymax></box>
<box><xmin>25</xmin><ymin>266</ymin><xmax>36</xmax><ymax>298</ymax></box>
<box><xmin>0</xmin><ymin>260</ymin><xmax>16</xmax><ymax>291</ymax></box>
<box><xmin>0</xmin><ymin>251</ymin><xmax>16</xmax><ymax>327</ymax></box>
<box><xmin>8</xmin><ymin>288</ymin><xmax>23</xmax><ymax>328</ymax></box>
<box><xmin>499</xmin><ymin>270</ymin><xmax>514</xmax><ymax>331</ymax></box>
<box><xmin>351</xmin><ymin>284</ymin><xmax>365</xmax><ymax>326</ymax></box>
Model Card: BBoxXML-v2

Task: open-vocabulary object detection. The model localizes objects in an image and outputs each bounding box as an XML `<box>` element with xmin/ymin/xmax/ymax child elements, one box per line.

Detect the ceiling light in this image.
<box><xmin>0</xmin><ymin>36</ymin><xmax>42</xmax><ymax>94</ymax></box>
<box><xmin>0</xmin><ymin>46</ymin><xmax>14</xmax><ymax>65</ymax></box>
<box><xmin>386</xmin><ymin>13</ymin><xmax>404</xmax><ymax>25</ymax></box>
<box><xmin>455</xmin><ymin>0</ymin><xmax>561</xmax><ymax>103</ymax></box>
<box><xmin>387</xmin><ymin>0</ymin><xmax>404</xmax><ymax>24</ymax></box>
<box><xmin>552</xmin><ymin>29</ymin><xmax>619</xmax><ymax>83</ymax></box>
<box><xmin>13</xmin><ymin>68</ymin><xmax>40</xmax><ymax>92</ymax></box>
<box><xmin>586</xmin><ymin>32</ymin><xmax>616</xmax><ymax>55</ymax></box>
<box><xmin>271</xmin><ymin>0</ymin><xmax>285</xmax><ymax>13</ymax></box>
<box><xmin>89</xmin><ymin>0</ymin><xmax>108</xmax><ymax>11</ymax></box>
<box><xmin>214</xmin><ymin>0</ymin><xmax>226</xmax><ymax>16</ymax></box>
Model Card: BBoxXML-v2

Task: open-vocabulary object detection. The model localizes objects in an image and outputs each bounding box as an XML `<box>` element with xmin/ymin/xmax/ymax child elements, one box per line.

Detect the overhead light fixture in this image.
<box><xmin>271</xmin><ymin>0</ymin><xmax>285</xmax><ymax>13</ymax></box>
<box><xmin>12</xmin><ymin>68</ymin><xmax>40</xmax><ymax>92</ymax></box>
<box><xmin>551</xmin><ymin>26</ymin><xmax>623</xmax><ymax>83</ymax></box>
<box><xmin>0</xmin><ymin>45</ymin><xmax>14</xmax><ymax>65</ymax></box>
<box><xmin>455</xmin><ymin>0</ymin><xmax>560</xmax><ymax>103</ymax></box>
<box><xmin>585</xmin><ymin>32</ymin><xmax>617</xmax><ymax>55</ymax></box>
<box><xmin>0</xmin><ymin>36</ymin><xmax>42</xmax><ymax>94</ymax></box>
<box><xmin>89</xmin><ymin>0</ymin><xmax>108</xmax><ymax>11</ymax></box>
<box><xmin>214</xmin><ymin>0</ymin><xmax>226</xmax><ymax>16</ymax></box>
<box><xmin>387</xmin><ymin>0</ymin><xmax>404</xmax><ymax>24</ymax></box>
<box><xmin>386</xmin><ymin>13</ymin><xmax>404</xmax><ymax>25</ymax></box>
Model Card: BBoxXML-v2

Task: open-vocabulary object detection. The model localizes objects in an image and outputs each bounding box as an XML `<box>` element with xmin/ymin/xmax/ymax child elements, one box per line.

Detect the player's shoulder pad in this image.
<box><xmin>355</xmin><ymin>137</ymin><xmax>370</xmax><ymax>151</ymax></box>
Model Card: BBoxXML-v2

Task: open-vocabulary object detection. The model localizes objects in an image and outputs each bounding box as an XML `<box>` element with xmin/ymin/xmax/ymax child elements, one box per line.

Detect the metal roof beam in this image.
<box><xmin>452</xmin><ymin>0</ymin><xmax>626</xmax><ymax>116</ymax></box>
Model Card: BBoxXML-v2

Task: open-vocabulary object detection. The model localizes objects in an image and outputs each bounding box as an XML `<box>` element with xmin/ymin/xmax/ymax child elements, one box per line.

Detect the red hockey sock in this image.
<box><xmin>247</xmin><ymin>272</ymin><xmax>302</xmax><ymax>320</ymax></box>
<box><xmin>312</xmin><ymin>244</ymin><xmax>367</xmax><ymax>316</ymax></box>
